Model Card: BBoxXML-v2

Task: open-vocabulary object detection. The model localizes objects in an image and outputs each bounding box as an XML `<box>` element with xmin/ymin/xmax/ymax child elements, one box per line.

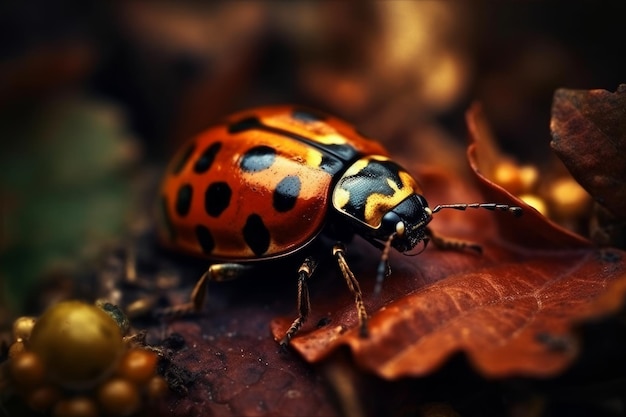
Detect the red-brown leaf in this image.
<box><xmin>270</xmin><ymin>104</ymin><xmax>626</xmax><ymax>380</ymax></box>
<box><xmin>160</xmin><ymin>305</ymin><xmax>340</xmax><ymax>417</ymax></box>
<box><xmin>550</xmin><ymin>84</ymin><xmax>626</xmax><ymax>220</ymax></box>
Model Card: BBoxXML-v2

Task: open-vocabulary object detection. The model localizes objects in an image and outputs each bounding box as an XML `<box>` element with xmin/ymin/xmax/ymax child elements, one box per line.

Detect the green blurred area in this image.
<box><xmin>0</xmin><ymin>97</ymin><xmax>139</xmax><ymax>314</ymax></box>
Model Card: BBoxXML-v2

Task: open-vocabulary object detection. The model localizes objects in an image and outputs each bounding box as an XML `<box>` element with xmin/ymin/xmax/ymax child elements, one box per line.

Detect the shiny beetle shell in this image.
<box><xmin>156</xmin><ymin>104</ymin><xmax>522</xmax><ymax>346</ymax></box>
<box><xmin>158</xmin><ymin>106</ymin><xmax>396</xmax><ymax>261</ymax></box>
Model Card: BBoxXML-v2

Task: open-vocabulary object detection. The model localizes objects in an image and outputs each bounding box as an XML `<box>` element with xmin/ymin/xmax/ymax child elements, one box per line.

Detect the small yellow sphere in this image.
<box><xmin>27</xmin><ymin>384</ymin><xmax>62</xmax><ymax>412</ymax></box>
<box><xmin>8</xmin><ymin>340</ymin><xmax>26</xmax><ymax>358</ymax></box>
<box><xmin>493</xmin><ymin>161</ymin><xmax>524</xmax><ymax>194</ymax></box>
<box><xmin>97</xmin><ymin>378</ymin><xmax>141</xmax><ymax>416</ymax></box>
<box><xmin>519</xmin><ymin>194</ymin><xmax>548</xmax><ymax>217</ymax></box>
<box><xmin>28</xmin><ymin>301</ymin><xmax>124</xmax><ymax>390</ymax></box>
<box><xmin>549</xmin><ymin>177</ymin><xmax>591</xmax><ymax>218</ymax></box>
<box><xmin>12</xmin><ymin>316</ymin><xmax>37</xmax><ymax>341</ymax></box>
<box><xmin>9</xmin><ymin>351</ymin><xmax>46</xmax><ymax>389</ymax></box>
<box><xmin>53</xmin><ymin>397</ymin><xmax>99</xmax><ymax>417</ymax></box>
<box><xmin>117</xmin><ymin>348</ymin><xmax>158</xmax><ymax>385</ymax></box>
<box><xmin>518</xmin><ymin>165</ymin><xmax>539</xmax><ymax>191</ymax></box>
<box><xmin>146</xmin><ymin>376</ymin><xmax>168</xmax><ymax>400</ymax></box>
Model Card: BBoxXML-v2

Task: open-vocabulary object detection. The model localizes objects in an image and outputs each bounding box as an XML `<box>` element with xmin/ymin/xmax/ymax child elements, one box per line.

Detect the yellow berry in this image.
<box><xmin>8</xmin><ymin>340</ymin><xmax>26</xmax><ymax>358</ymax></box>
<box><xmin>27</xmin><ymin>384</ymin><xmax>62</xmax><ymax>411</ymax></box>
<box><xmin>493</xmin><ymin>162</ymin><xmax>540</xmax><ymax>195</ymax></box>
<box><xmin>9</xmin><ymin>351</ymin><xmax>46</xmax><ymax>389</ymax></box>
<box><xmin>518</xmin><ymin>165</ymin><xmax>539</xmax><ymax>191</ymax></box>
<box><xmin>53</xmin><ymin>397</ymin><xmax>98</xmax><ymax>417</ymax></box>
<box><xmin>549</xmin><ymin>177</ymin><xmax>591</xmax><ymax>218</ymax></box>
<box><xmin>97</xmin><ymin>378</ymin><xmax>141</xmax><ymax>416</ymax></box>
<box><xmin>146</xmin><ymin>376</ymin><xmax>168</xmax><ymax>400</ymax></box>
<box><xmin>519</xmin><ymin>194</ymin><xmax>548</xmax><ymax>217</ymax></box>
<box><xmin>493</xmin><ymin>161</ymin><xmax>524</xmax><ymax>194</ymax></box>
<box><xmin>12</xmin><ymin>316</ymin><xmax>37</xmax><ymax>341</ymax></box>
<box><xmin>117</xmin><ymin>348</ymin><xmax>158</xmax><ymax>385</ymax></box>
<box><xmin>28</xmin><ymin>301</ymin><xmax>124</xmax><ymax>390</ymax></box>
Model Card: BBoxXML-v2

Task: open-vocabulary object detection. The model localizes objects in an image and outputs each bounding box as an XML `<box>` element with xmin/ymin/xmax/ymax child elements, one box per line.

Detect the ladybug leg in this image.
<box><xmin>281</xmin><ymin>257</ymin><xmax>317</xmax><ymax>346</ymax></box>
<box><xmin>425</xmin><ymin>227</ymin><xmax>482</xmax><ymax>254</ymax></box>
<box><xmin>156</xmin><ymin>263</ymin><xmax>252</xmax><ymax>317</ymax></box>
<box><xmin>332</xmin><ymin>243</ymin><xmax>369</xmax><ymax>338</ymax></box>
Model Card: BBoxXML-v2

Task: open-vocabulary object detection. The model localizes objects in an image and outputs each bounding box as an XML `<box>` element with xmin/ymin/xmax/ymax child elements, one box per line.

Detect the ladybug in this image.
<box><xmin>157</xmin><ymin>105</ymin><xmax>522</xmax><ymax>345</ymax></box>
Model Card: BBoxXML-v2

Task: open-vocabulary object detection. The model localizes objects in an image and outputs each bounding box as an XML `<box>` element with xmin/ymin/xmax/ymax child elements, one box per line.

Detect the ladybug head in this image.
<box><xmin>378</xmin><ymin>194</ymin><xmax>433</xmax><ymax>253</ymax></box>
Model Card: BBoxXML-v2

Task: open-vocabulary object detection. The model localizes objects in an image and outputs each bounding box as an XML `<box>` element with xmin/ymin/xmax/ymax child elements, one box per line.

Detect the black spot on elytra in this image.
<box><xmin>194</xmin><ymin>142</ymin><xmax>222</xmax><ymax>173</ymax></box>
<box><xmin>160</xmin><ymin>196</ymin><xmax>176</xmax><ymax>240</ymax></box>
<box><xmin>338</xmin><ymin>160</ymin><xmax>403</xmax><ymax>221</ymax></box>
<box><xmin>243</xmin><ymin>214</ymin><xmax>270</xmax><ymax>256</ymax></box>
<box><xmin>291</xmin><ymin>108</ymin><xmax>327</xmax><ymax>122</ymax></box>
<box><xmin>195</xmin><ymin>225</ymin><xmax>215</xmax><ymax>254</ymax></box>
<box><xmin>240</xmin><ymin>146</ymin><xmax>276</xmax><ymax>172</ymax></box>
<box><xmin>273</xmin><ymin>176</ymin><xmax>301</xmax><ymax>212</ymax></box>
<box><xmin>228</xmin><ymin>116</ymin><xmax>262</xmax><ymax>133</ymax></box>
<box><xmin>171</xmin><ymin>144</ymin><xmax>195</xmax><ymax>174</ymax></box>
<box><xmin>205</xmin><ymin>182</ymin><xmax>231</xmax><ymax>217</ymax></box>
<box><xmin>175</xmin><ymin>184</ymin><xmax>193</xmax><ymax>217</ymax></box>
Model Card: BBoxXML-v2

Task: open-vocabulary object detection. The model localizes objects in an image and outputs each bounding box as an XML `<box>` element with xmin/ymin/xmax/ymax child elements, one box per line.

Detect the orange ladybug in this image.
<box><xmin>157</xmin><ymin>105</ymin><xmax>522</xmax><ymax>344</ymax></box>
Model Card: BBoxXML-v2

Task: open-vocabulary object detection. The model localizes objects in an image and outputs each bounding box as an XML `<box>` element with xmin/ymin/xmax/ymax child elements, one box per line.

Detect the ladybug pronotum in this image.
<box><xmin>157</xmin><ymin>105</ymin><xmax>522</xmax><ymax>345</ymax></box>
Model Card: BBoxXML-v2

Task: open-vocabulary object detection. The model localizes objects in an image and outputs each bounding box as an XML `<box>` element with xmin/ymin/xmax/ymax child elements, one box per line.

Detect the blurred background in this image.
<box><xmin>1</xmin><ymin>1</ymin><xmax>625</xmax><ymax>315</ymax></box>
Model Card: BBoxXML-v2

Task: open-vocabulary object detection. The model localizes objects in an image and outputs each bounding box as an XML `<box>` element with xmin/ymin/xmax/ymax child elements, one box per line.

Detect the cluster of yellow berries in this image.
<box><xmin>492</xmin><ymin>160</ymin><xmax>591</xmax><ymax>229</ymax></box>
<box><xmin>3</xmin><ymin>301</ymin><xmax>167</xmax><ymax>417</ymax></box>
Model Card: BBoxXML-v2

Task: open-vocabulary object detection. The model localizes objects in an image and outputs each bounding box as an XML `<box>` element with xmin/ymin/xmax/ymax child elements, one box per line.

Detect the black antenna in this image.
<box><xmin>432</xmin><ymin>203</ymin><xmax>523</xmax><ymax>217</ymax></box>
<box><xmin>373</xmin><ymin>203</ymin><xmax>522</xmax><ymax>296</ymax></box>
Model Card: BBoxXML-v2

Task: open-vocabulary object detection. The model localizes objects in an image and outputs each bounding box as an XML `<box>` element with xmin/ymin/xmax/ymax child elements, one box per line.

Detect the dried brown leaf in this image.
<box><xmin>270</xmin><ymin>105</ymin><xmax>626</xmax><ymax>380</ymax></box>
<box><xmin>550</xmin><ymin>84</ymin><xmax>626</xmax><ymax>220</ymax></box>
<box><xmin>160</xmin><ymin>302</ymin><xmax>340</xmax><ymax>417</ymax></box>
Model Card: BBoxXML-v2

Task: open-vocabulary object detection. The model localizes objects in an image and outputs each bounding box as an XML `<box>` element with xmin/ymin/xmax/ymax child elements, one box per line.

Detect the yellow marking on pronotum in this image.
<box><xmin>332</xmin><ymin>156</ymin><xmax>422</xmax><ymax>229</ymax></box>
<box><xmin>333</xmin><ymin>187</ymin><xmax>350</xmax><ymax>211</ymax></box>
<box><xmin>362</xmin><ymin>170</ymin><xmax>418</xmax><ymax>227</ymax></box>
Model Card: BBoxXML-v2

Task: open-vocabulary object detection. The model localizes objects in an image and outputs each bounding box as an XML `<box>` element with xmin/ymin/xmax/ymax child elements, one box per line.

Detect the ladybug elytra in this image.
<box><xmin>157</xmin><ymin>105</ymin><xmax>522</xmax><ymax>345</ymax></box>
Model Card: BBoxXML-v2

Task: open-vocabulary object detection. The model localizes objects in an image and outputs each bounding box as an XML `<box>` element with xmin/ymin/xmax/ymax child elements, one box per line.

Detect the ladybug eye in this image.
<box><xmin>424</xmin><ymin>207</ymin><xmax>433</xmax><ymax>217</ymax></box>
<box><xmin>395</xmin><ymin>221</ymin><xmax>406</xmax><ymax>236</ymax></box>
<box><xmin>381</xmin><ymin>211</ymin><xmax>402</xmax><ymax>234</ymax></box>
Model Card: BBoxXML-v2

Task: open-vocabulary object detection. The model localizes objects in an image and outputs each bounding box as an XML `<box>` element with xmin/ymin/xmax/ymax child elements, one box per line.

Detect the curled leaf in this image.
<box><xmin>270</xmin><ymin>105</ymin><xmax>626</xmax><ymax>380</ymax></box>
<box><xmin>550</xmin><ymin>84</ymin><xmax>626</xmax><ymax>220</ymax></box>
<box><xmin>467</xmin><ymin>103</ymin><xmax>591</xmax><ymax>250</ymax></box>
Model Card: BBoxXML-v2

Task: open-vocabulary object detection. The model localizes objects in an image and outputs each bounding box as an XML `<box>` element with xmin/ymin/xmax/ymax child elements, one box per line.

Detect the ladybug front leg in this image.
<box><xmin>157</xmin><ymin>263</ymin><xmax>252</xmax><ymax>317</ymax></box>
<box><xmin>332</xmin><ymin>243</ymin><xmax>369</xmax><ymax>338</ymax></box>
<box><xmin>424</xmin><ymin>227</ymin><xmax>482</xmax><ymax>254</ymax></box>
<box><xmin>281</xmin><ymin>257</ymin><xmax>318</xmax><ymax>346</ymax></box>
